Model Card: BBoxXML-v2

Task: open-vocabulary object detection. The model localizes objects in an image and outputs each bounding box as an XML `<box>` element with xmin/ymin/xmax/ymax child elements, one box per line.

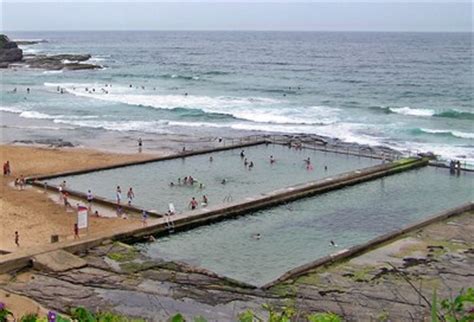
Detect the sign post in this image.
<box><xmin>77</xmin><ymin>205</ymin><xmax>89</xmax><ymax>234</ymax></box>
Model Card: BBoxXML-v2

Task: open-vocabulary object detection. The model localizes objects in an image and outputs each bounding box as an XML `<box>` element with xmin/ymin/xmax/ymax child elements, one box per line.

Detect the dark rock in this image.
<box><xmin>23</xmin><ymin>54</ymin><xmax>101</xmax><ymax>71</ymax></box>
<box><xmin>0</xmin><ymin>34</ymin><xmax>23</xmax><ymax>67</ymax></box>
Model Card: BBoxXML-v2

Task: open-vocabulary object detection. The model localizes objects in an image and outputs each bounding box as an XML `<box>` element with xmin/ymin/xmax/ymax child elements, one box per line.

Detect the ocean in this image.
<box><xmin>1</xmin><ymin>31</ymin><xmax>472</xmax><ymax>164</ymax></box>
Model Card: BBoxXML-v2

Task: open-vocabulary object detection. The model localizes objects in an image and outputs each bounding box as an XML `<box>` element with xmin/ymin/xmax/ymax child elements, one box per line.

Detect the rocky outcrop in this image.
<box><xmin>1</xmin><ymin>34</ymin><xmax>102</xmax><ymax>70</ymax></box>
<box><xmin>23</xmin><ymin>54</ymin><xmax>101</xmax><ymax>71</ymax></box>
<box><xmin>0</xmin><ymin>34</ymin><xmax>23</xmax><ymax>68</ymax></box>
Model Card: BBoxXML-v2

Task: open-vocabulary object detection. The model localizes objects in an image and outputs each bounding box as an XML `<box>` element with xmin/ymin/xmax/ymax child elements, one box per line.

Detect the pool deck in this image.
<box><xmin>0</xmin><ymin>156</ymin><xmax>428</xmax><ymax>274</ymax></box>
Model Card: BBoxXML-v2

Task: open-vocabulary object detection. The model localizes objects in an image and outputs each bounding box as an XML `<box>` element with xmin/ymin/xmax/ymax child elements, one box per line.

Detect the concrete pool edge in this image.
<box><xmin>0</xmin><ymin>158</ymin><xmax>427</xmax><ymax>274</ymax></box>
<box><xmin>261</xmin><ymin>202</ymin><xmax>474</xmax><ymax>290</ymax></box>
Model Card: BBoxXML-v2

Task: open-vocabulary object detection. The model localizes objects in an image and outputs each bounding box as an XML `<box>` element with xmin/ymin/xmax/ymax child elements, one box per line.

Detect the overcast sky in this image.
<box><xmin>1</xmin><ymin>1</ymin><xmax>472</xmax><ymax>32</ymax></box>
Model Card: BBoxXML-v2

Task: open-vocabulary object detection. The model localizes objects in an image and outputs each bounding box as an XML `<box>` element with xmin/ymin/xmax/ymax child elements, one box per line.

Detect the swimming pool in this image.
<box><xmin>49</xmin><ymin>144</ymin><xmax>379</xmax><ymax>213</ymax></box>
<box><xmin>139</xmin><ymin>167</ymin><xmax>473</xmax><ymax>286</ymax></box>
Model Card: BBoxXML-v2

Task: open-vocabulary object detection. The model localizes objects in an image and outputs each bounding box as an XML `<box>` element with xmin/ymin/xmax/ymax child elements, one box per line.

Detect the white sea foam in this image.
<box><xmin>420</xmin><ymin>128</ymin><xmax>474</xmax><ymax>139</ymax></box>
<box><xmin>0</xmin><ymin>106</ymin><xmax>23</xmax><ymax>114</ymax></box>
<box><xmin>43</xmin><ymin>70</ymin><xmax>64</xmax><ymax>75</ymax></box>
<box><xmin>389</xmin><ymin>106</ymin><xmax>435</xmax><ymax>117</ymax></box>
<box><xmin>43</xmin><ymin>82</ymin><xmax>343</xmax><ymax>125</ymax></box>
<box><xmin>19</xmin><ymin>111</ymin><xmax>55</xmax><ymax>119</ymax></box>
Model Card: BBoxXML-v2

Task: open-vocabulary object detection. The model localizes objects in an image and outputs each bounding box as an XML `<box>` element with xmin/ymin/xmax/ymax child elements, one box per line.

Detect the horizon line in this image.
<box><xmin>4</xmin><ymin>29</ymin><xmax>473</xmax><ymax>33</ymax></box>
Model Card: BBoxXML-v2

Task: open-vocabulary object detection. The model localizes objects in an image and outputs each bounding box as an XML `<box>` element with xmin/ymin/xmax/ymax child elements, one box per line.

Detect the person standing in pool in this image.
<box><xmin>270</xmin><ymin>155</ymin><xmax>275</xmax><ymax>164</ymax></box>
<box><xmin>240</xmin><ymin>150</ymin><xmax>245</xmax><ymax>158</ymax></box>
<box><xmin>127</xmin><ymin>187</ymin><xmax>135</xmax><ymax>206</ymax></box>
<box><xmin>189</xmin><ymin>197</ymin><xmax>198</xmax><ymax>210</ymax></box>
<box><xmin>202</xmin><ymin>195</ymin><xmax>208</xmax><ymax>206</ymax></box>
<box><xmin>249</xmin><ymin>161</ymin><xmax>254</xmax><ymax>169</ymax></box>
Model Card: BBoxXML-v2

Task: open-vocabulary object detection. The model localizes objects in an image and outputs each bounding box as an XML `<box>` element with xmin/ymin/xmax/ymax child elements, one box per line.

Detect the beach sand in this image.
<box><xmin>0</xmin><ymin>145</ymin><xmax>159</xmax><ymax>252</ymax></box>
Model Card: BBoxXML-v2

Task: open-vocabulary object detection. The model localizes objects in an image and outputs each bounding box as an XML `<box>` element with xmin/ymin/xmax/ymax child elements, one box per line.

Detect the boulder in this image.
<box><xmin>0</xmin><ymin>34</ymin><xmax>23</xmax><ymax>67</ymax></box>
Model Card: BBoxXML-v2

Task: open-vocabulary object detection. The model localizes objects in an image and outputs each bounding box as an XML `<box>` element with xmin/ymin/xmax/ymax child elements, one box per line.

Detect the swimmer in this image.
<box><xmin>304</xmin><ymin>157</ymin><xmax>311</xmax><ymax>165</ymax></box>
<box><xmin>209</xmin><ymin>156</ymin><xmax>213</xmax><ymax>162</ymax></box>
<box><xmin>189</xmin><ymin>197</ymin><xmax>198</xmax><ymax>210</ymax></box>
<box><xmin>252</xmin><ymin>233</ymin><xmax>262</xmax><ymax>240</ymax></box>
<box><xmin>199</xmin><ymin>183</ymin><xmax>204</xmax><ymax>189</ymax></box>
<box><xmin>324</xmin><ymin>165</ymin><xmax>328</xmax><ymax>171</ymax></box>
<box><xmin>249</xmin><ymin>161</ymin><xmax>254</xmax><ymax>169</ymax></box>
<box><xmin>221</xmin><ymin>178</ymin><xmax>227</xmax><ymax>185</ymax></box>
<box><xmin>270</xmin><ymin>155</ymin><xmax>275</xmax><ymax>164</ymax></box>
<box><xmin>202</xmin><ymin>195</ymin><xmax>208</xmax><ymax>205</ymax></box>
<box><xmin>330</xmin><ymin>240</ymin><xmax>338</xmax><ymax>247</ymax></box>
<box><xmin>240</xmin><ymin>150</ymin><xmax>245</xmax><ymax>158</ymax></box>
<box><xmin>178</xmin><ymin>177</ymin><xmax>181</xmax><ymax>185</ymax></box>
<box><xmin>170</xmin><ymin>182</ymin><xmax>175</xmax><ymax>187</ymax></box>
<box><xmin>244</xmin><ymin>158</ymin><xmax>248</xmax><ymax>167</ymax></box>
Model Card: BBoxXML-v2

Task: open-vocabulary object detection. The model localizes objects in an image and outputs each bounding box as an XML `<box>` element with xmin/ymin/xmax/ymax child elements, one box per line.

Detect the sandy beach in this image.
<box><xmin>0</xmin><ymin>144</ymin><xmax>158</xmax><ymax>252</ymax></box>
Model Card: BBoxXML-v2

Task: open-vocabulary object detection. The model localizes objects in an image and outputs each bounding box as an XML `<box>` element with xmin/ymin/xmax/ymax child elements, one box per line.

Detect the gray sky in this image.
<box><xmin>1</xmin><ymin>1</ymin><xmax>472</xmax><ymax>32</ymax></box>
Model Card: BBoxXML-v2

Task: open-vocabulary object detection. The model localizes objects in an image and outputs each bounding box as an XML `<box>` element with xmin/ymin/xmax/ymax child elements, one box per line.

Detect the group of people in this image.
<box><xmin>115</xmin><ymin>186</ymin><xmax>135</xmax><ymax>206</ymax></box>
<box><xmin>188</xmin><ymin>195</ymin><xmax>208</xmax><ymax>210</ymax></box>
<box><xmin>9</xmin><ymin>87</ymin><xmax>30</xmax><ymax>94</ymax></box>
<box><xmin>449</xmin><ymin>160</ymin><xmax>463</xmax><ymax>174</ymax></box>
<box><xmin>240</xmin><ymin>150</ymin><xmax>255</xmax><ymax>169</ymax></box>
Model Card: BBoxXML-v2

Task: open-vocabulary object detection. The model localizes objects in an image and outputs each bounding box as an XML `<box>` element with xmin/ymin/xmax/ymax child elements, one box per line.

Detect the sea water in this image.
<box><xmin>1</xmin><ymin>31</ymin><xmax>472</xmax><ymax>165</ymax></box>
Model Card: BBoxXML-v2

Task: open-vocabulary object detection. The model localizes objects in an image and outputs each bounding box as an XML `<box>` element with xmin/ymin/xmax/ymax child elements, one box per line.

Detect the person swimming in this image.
<box><xmin>244</xmin><ymin>158</ymin><xmax>248</xmax><ymax>167</ymax></box>
<box><xmin>270</xmin><ymin>155</ymin><xmax>275</xmax><ymax>164</ymax></box>
<box><xmin>252</xmin><ymin>233</ymin><xmax>262</xmax><ymax>240</ymax></box>
<box><xmin>221</xmin><ymin>178</ymin><xmax>227</xmax><ymax>185</ymax></box>
<box><xmin>240</xmin><ymin>150</ymin><xmax>245</xmax><ymax>158</ymax></box>
<box><xmin>330</xmin><ymin>240</ymin><xmax>338</xmax><ymax>247</ymax></box>
<box><xmin>249</xmin><ymin>161</ymin><xmax>254</xmax><ymax>169</ymax></box>
<box><xmin>209</xmin><ymin>156</ymin><xmax>213</xmax><ymax>162</ymax></box>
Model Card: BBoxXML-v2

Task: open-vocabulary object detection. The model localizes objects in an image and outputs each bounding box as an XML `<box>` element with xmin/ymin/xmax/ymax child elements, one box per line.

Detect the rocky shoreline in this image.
<box><xmin>0</xmin><ymin>34</ymin><xmax>101</xmax><ymax>70</ymax></box>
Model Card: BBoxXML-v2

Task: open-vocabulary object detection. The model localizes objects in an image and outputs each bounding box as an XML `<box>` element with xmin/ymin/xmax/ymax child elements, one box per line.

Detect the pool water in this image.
<box><xmin>50</xmin><ymin>144</ymin><xmax>379</xmax><ymax>213</ymax></box>
<box><xmin>139</xmin><ymin>167</ymin><xmax>473</xmax><ymax>286</ymax></box>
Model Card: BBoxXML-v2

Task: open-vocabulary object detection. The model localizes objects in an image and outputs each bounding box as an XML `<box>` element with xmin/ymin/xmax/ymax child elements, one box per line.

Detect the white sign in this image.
<box><xmin>77</xmin><ymin>206</ymin><xmax>88</xmax><ymax>229</ymax></box>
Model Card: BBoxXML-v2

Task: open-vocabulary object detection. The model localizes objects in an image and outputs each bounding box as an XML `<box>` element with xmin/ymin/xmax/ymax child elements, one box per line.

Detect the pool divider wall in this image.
<box><xmin>0</xmin><ymin>157</ymin><xmax>428</xmax><ymax>275</ymax></box>
<box><xmin>261</xmin><ymin>202</ymin><xmax>474</xmax><ymax>290</ymax></box>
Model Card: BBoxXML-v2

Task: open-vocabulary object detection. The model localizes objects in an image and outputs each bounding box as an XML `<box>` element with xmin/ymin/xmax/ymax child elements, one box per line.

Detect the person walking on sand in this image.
<box><xmin>116</xmin><ymin>186</ymin><xmax>122</xmax><ymax>205</ymax></box>
<box><xmin>189</xmin><ymin>197</ymin><xmax>198</xmax><ymax>210</ymax></box>
<box><xmin>74</xmin><ymin>223</ymin><xmax>79</xmax><ymax>239</ymax></box>
<box><xmin>127</xmin><ymin>187</ymin><xmax>135</xmax><ymax>206</ymax></box>
<box><xmin>14</xmin><ymin>231</ymin><xmax>19</xmax><ymax>246</ymax></box>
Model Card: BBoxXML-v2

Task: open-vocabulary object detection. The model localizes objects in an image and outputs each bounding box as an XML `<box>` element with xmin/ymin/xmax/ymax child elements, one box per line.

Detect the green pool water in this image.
<box><xmin>49</xmin><ymin>144</ymin><xmax>379</xmax><ymax>213</ymax></box>
<box><xmin>139</xmin><ymin>167</ymin><xmax>473</xmax><ymax>286</ymax></box>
